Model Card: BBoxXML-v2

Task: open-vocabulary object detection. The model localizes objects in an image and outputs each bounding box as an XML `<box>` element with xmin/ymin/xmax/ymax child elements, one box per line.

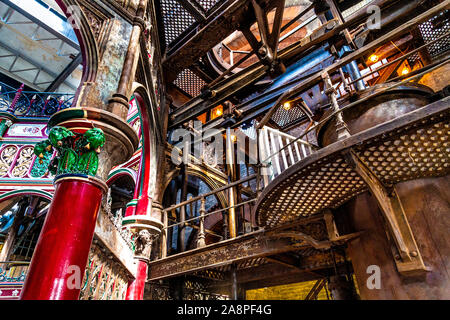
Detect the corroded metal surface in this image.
<box><xmin>317</xmin><ymin>83</ymin><xmax>434</xmax><ymax>147</ymax></box>
<box><xmin>148</xmin><ymin>216</ymin><xmax>331</xmax><ymax>280</ymax></box>
<box><xmin>148</xmin><ymin>234</ymin><xmax>297</xmax><ymax>280</ymax></box>
<box><xmin>254</xmin><ymin>97</ymin><xmax>450</xmax><ymax>227</ymax></box>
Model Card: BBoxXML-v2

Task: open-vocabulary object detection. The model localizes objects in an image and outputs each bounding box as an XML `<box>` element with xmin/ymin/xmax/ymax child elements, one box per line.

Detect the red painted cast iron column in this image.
<box><xmin>124</xmin><ymin>93</ymin><xmax>162</xmax><ymax>300</ymax></box>
<box><xmin>125</xmin><ymin>259</ymin><xmax>148</xmax><ymax>300</ymax></box>
<box><xmin>20</xmin><ymin>175</ymin><xmax>107</xmax><ymax>300</ymax></box>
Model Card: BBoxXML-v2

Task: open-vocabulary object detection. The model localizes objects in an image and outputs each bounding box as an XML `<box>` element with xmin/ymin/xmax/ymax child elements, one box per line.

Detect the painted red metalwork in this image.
<box><xmin>124</xmin><ymin>93</ymin><xmax>154</xmax><ymax>300</ymax></box>
<box><xmin>133</xmin><ymin>93</ymin><xmax>152</xmax><ymax>217</ymax></box>
<box><xmin>125</xmin><ymin>259</ymin><xmax>148</xmax><ymax>300</ymax></box>
<box><xmin>20</xmin><ymin>177</ymin><xmax>104</xmax><ymax>300</ymax></box>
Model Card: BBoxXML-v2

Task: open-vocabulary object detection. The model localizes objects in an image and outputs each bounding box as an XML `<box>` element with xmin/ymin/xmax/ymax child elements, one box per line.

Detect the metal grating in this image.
<box><xmin>260</xmin><ymin>156</ymin><xmax>367</xmax><ymax>227</ymax></box>
<box><xmin>357</xmin><ymin>121</ymin><xmax>449</xmax><ymax>185</ymax></box>
<box><xmin>173</xmin><ymin>68</ymin><xmax>206</xmax><ymax>97</ymax></box>
<box><xmin>271</xmin><ymin>104</ymin><xmax>306</xmax><ymax>128</ymax></box>
<box><xmin>419</xmin><ymin>12</ymin><xmax>450</xmax><ymax>60</ymax></box>
<box><xmin>160</xmin><ymin>0</ymin><xmax>196</xmax><ymax>45</ymax></box>
<box><xmin>197</xmin><ymin>0</ymin><xmax>221</xmax><ymax>12</ymax></box>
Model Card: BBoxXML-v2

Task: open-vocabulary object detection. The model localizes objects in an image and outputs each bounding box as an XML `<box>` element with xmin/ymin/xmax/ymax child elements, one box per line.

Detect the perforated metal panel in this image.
<box><xmin>173</xmin><ymin>69</ymin><xmax>206</xmax><ymax>97</ymax></box>
<box><xmin>357</xmin><ymin>121</ymin><xmax>449</xmax><ymax>185</ymax></box>
<box><xmin>260</xmin><ymin>156</ymin><xmax>366</xmax><ymax>227</ymax></box>
<box><xmin>160</xmin><ymin>0</ymin><xmax>196</xmax><ymax>45</ymax></box>
<box><xmin>197</xmin><ymin>0</ymin><xmax>221</xmax><ymax>12</ymax></box>
<box><xmin>419</xmin><ymin>12</ymin><xmax>450</xmax><ymax>59</ymax></box>
<box><xmin>271</xmin><ymin>104</ymin><xmax>306</xmax><ymax>128</ymax></box>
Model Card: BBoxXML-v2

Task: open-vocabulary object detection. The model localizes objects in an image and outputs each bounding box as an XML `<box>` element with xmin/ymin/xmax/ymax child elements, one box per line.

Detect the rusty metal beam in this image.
<box><xmin>148</xmin><ymin>230</ymin><xmax>306</xmax><ymax>280</ymax></box>
<box><xmin>163</xmin><ymin>0</ymin><xmax>261</xmax><ymax>81</ymax></box>
<box><xmin>169</xmin><ymin>1</ymin><xmax>448</xmax><ymax>129</ymax></box>
<box><xmin>228</xmin><ymin>252</ymin><xmax>346</xmax><ymax>291</ymax></box>
<box><xmin>343</xmin><ymin>150</ymin><xmax>429</xmax><ymax>276</ymax></box>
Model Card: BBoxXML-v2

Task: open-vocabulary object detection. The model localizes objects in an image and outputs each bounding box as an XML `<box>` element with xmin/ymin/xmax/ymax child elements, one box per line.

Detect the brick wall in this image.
<box><xmin>246</xmin><ymin>280</ymin><xmax>329</xmax><ymax>300</ymax></box>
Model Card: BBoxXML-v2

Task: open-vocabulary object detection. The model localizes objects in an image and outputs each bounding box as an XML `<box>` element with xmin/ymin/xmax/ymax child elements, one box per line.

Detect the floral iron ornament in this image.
<box><xmin>34</xmin><ymin>126</ymin><xmax>105</xmax><ymax>177</ymax></box>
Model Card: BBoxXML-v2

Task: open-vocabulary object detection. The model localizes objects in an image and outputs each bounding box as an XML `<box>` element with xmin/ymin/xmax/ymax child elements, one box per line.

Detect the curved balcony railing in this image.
<box><xmin>0</xmin><ymin>82</ymin><xmax>75</xmax><ymax>118</ymax></box>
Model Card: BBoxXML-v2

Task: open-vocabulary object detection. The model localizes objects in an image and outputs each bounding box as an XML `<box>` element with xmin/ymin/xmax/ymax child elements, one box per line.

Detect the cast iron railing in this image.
<box><xmin>0</xmin><ymin>82</ymin><xmax>75</xmax><ymax>118</ymax></box>
<box><xmin>0</xmin><ymin>261</ymin><xmax>29</xmax><ymax>284</ymax></box>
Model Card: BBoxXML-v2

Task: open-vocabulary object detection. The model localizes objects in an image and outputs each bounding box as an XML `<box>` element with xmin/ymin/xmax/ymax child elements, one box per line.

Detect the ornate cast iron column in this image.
<box><xmin>125</xmin><ymin>230</ymin><xmax>158</xmax><ymax>300</ymax></box>
<box><xmin>20</xmin><ymin>112</ymin><xmax>138</xmax><ymax>300</ymax></box>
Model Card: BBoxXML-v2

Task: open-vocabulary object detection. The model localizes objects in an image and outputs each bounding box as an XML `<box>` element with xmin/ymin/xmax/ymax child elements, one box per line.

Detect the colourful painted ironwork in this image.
<box><xmin>0</xmin><ymin>82</ymin><xmax>74</xmax><ymax>118</ymax></box>
<box><xmin>79</xmin><ymin>243</ymin><xmax>129</xmax><ymax>300</ymax></box>
<box><xmin>33</xmin><ymin>126</ymin><xmax>105</xmax><ymax>177</ymax></box>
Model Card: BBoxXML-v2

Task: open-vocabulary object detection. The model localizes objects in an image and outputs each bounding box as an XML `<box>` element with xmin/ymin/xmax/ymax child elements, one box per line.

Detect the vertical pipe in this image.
<box><xmin>346</xmin><ymin>58</ymin><xmax>366</xmax><ymax>91</ymax></box>
<box><xmin>161</xmin><ymin>210</ymin><xmax>168</xmax><ymax>258</ymax></box>
<box><xmin>231</xmin><ymin>264</ymin><xmax>238</xmax><ymax>300</ymax></box>
<box><xmin>197</xmin><ymin>197</ymin><xmax>206</xmax><ymax>248</ymax></box>
<box><xmin>178</xmin><ymin>164</ymin><xmax>188</xmax><ymax>252</ymax></box>
<box><xmin>226</xmin><ymin>127</ymin><xmax>237</xmax><ymax>239</ymax></box>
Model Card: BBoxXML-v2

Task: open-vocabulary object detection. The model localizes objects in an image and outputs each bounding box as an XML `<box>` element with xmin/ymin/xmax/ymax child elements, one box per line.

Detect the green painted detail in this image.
<box><xmin>0</xmin><ymin>119</ymin><xmax>12</xmax><ymax>137</ymax></box>
<box><xmin>125</xmin><ymin>200</ymin><xmax>138</xmax><ymax>208</ymax></box>
<box><xmin>30</xmin><ymin>150</ymin><xmax>52</xmax><ymax>178</ymax></box>
<box><xmin>121</xmin><ymin>219</ymin><xmax>136</xmax><ymax>226</ymax></box>
<box><xmin>33</xmin><ymin>126</ymin><xmax>106</xmax><ymax>177</ymax></box>
<box><xmin>48</xmin><ymin>108</ymin><xmax>85</xmax><ymax>129</ymax></box>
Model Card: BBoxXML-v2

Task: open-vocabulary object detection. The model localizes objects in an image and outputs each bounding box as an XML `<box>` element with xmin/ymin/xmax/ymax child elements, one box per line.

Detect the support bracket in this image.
<box><xmin>343</xmin><ymin>149</ymin><xmax>429</xmax><ymax>276</ymax></box>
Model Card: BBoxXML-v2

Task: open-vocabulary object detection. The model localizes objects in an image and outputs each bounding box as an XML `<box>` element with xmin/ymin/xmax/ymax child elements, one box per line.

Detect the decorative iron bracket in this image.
<box><xmin>343</xmin><ymin>149</ymin><xmax>429</xmax><ymax>276</ymax></box>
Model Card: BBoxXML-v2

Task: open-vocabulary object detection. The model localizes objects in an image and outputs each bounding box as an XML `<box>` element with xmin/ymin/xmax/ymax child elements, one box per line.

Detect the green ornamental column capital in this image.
<box><xmin>34</xmin><ymin>126</ymin><xmax>106</xmax><ymax>178</ymax></box>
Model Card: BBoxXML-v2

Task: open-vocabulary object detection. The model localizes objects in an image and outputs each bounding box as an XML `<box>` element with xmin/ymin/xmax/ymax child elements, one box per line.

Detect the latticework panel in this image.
<box><xmin>79</xmin><ymin>243</ymin><xmax>130</xmax><ymax>300</ymax></box>
<box><xmin>197</xmin><ymin>0</ymin><xmax>221</xmax><ymax>12</ymax></box>
<box><xmin>419</xmin><ymin>12</ymin><xmax>450</xmax><ymax>60</ymax></box>
<box><xmin>173</xmin><ymin>69</ymin><xmax>206</xmax><ymax>97</ymax></box>
<box><xmin>160</xmin><ymin>0</ymin><xmax>196</xmax><ymax>45</ymax></box>
<box><xmin>259</xmin><ymin>155</ymin><xmax>367</xmax><ymax>227</ymax></box>
<box><xmin>355</xmin><ymin>120</ymin><xmax>449</xmax><ymax>185</ymax></box>
<box><xmin>271</xmin><ymin>104</ymin><xmax>306</xmax><ymax>128</ymax></box>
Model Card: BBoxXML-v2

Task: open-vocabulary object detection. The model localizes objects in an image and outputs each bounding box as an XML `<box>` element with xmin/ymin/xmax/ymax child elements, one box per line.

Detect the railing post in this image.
<box><xmin>197</xmin><ymin>197</ymin><xmax>206</xmax><ymax>248</ymax></box>
<box><xmin>226</xmin><ymin>127</ymin><xmax>237</xmax><ymax>239</ymax></box>
<box><xmin>322</xmin><ymin>72</ymin><xmax>351</xmax><ymax>141</ymax></box>
<box><xmin>161</xmin><ymin>210</ymin><xmax>168</xmax><ymax>258</ymax></box>
<box><xmin>7</xmin><ymin>83</ymin><xmax>24</xmax><ymax>113</ymax></box>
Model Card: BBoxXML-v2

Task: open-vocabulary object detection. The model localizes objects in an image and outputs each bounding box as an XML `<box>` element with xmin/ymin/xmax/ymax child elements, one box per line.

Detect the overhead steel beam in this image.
<box><xmin>168</xmin><ymin>0</ymin><xmax>447</xmax><ymax>129</ymax></box>
<box><xmin>0</xmin><ymin>0</ymin><xmax>79</xmax><ymax>50</ymax></box>
<box><xmin>148</xmin><ymin>231</ymin><xmax>305</xmax><ymax>281</ymax></box>
<box><xmin>148</xmin><ymin>214</ymin><xmax>333</xmax><ymax>280</ymax></box>
<box><xmin>0</xmin><ymin>40</ymin><xmax>77</xmax><ymax>91</ymax></box>
<box><xmin>45</xmin><ymin>53</ymin><xmax>82</xmax><ymax>92</ymax></box>
<box><xmin>163</xmin><ymin>0</ymin><xmax>268</xmax><ymax>81</ymax></box>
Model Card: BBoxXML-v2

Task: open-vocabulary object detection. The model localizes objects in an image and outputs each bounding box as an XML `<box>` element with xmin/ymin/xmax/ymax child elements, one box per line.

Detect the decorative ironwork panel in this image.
<box><xmin>173</xmin><ymin>69</ymin><xmax>206</xmax><ymax>97</ymax></box>
<box><xmin>160</xmin><ymin>0</ymin><xmax>196</xmax><ymax>45</ymax></box>
<box><xmin>79</xmin><ymin>243</ymin><xmax>130</xmax><ymax>300</ymax></box>
<box><xmin>419</xmin><ymin>13</ymin><xmax>450</xmax><ymax>60</ymax></box>
<box><xmin>0</xmin><ymin>145</ymin><xmax>52</xmax><ymax>179</ymax></box>
<box><xmin>0</xmin><ymin>82</ymin><xmax>74</xmax><ymax>118</ymax></box>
